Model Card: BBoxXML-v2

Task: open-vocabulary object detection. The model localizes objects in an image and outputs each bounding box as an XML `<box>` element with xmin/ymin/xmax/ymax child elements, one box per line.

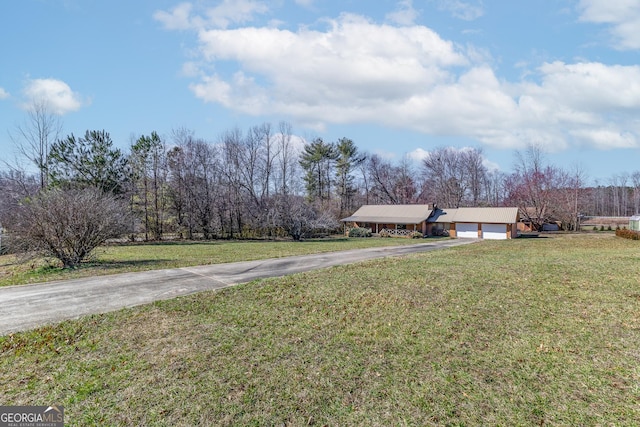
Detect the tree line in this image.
<box><xmin>2</xmin><ymin>104</ymin><xmax>640</xmax><ymax>266</ymax></box>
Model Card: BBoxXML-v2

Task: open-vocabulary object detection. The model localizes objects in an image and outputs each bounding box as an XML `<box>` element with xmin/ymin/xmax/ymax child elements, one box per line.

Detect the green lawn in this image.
<box><xmin>1</xmin><ymin>234</ymin><xmax>640</xmax><ymax>425</ymax></box>
<box><xmin>0</xmin><ymin>237</ymin><xmax>428</xmax><ymax>287</ymax></box>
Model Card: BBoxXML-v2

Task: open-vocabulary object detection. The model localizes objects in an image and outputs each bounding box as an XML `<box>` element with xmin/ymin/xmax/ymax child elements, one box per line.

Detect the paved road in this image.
<box><xmin>0</xmin><ymin>239</ymin><xmax>475</xmax><ymax>334</ymax></box>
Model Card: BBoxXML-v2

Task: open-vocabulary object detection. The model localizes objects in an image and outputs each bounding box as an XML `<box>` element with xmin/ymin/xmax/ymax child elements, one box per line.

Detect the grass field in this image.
<box><xmin>1</xmin><ymin>234</ymin><xmax>640</xmax><ymax>425</ymax></box>
<box><xmin>0</xmin><ymin>237</ymin><xmax>427</xmax><ymax>287</ymax></box>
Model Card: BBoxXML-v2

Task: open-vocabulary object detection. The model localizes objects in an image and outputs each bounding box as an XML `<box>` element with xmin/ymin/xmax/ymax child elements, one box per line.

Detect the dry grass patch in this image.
<box><xmin>1</xmin><ymin>234</ymin><xmax>640</xmax><ymax>425</ymax></box>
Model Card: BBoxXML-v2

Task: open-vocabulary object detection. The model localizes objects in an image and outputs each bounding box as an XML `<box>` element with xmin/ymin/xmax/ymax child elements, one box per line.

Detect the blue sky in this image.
<box><xmin>2</xmin><ymin>0</ymin><xmax>640</xmax><ymax>183</ymax></box>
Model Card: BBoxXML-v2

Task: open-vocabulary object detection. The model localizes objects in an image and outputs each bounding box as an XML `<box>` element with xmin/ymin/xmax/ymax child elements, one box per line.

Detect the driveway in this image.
<box><xmin>0</xmin><ymin>239</ymin><xmax>475</xmax><ymax>334</ymax></box>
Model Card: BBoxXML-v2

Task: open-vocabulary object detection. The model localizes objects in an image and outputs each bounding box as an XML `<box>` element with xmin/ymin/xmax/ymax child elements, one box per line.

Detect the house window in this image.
<box><xmin>397</xmin><ymin>224</ymin><xmax>407</xmax><ymax>230</ymax></box>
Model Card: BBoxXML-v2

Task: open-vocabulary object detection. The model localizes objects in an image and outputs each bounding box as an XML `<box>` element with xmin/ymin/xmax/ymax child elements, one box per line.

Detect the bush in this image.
<box><xmin>600</xmin><ymin>225</ymin><xmax>605</xmax><ymax>231</ymax></box>
<box><xmin>616</xmin><ymin>229</ymin><xmax>640</xmax><ymax>240</ymax></box>
<box><xmin>607</xmin><ymin>225</ymin><xmax>612</xmax><ymax>231</ymax></box>
<box><xmin>348</xmin><ymin>227</ymin><xmax>372</xmax><ymax>238</ymax></box>
<box><xmin>410</xmin><ymin>231</ymin><xmax>423</xmax><ymax>239</ymax></box>
<box><xmin>593</xmin><ymin>226</ymin><xmax>598</xmax><ymax>231</ymax></box>
<box><xmin>379</xmin><ymin>229</ymin><xmax>390</xmax><ymax>238</ymax></box>
<box><xmin>3</xmin><ymin>187</ymin><xmax>131</xmax><ymax>268</ymax></box>
<box><xmin>432</xmin><ymin>228</ymin><xmax>450</xmax><ymax>237</ymax></box>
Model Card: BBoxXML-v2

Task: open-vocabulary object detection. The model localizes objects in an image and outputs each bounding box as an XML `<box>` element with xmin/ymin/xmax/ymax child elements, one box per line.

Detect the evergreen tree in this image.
<box><xmin>48</xmin><ymin>130</ymin><xmax>130</xmax><ymax>195</ymax></box>
<box><xmin>335</xmin><ymin>137</ymin><xmax>366</xmax><ymax>216</ymax></box>
<box><xmin>299</xmin><ymin>138</ymin><xmax>338</xmax><ymax>203</ymax></box>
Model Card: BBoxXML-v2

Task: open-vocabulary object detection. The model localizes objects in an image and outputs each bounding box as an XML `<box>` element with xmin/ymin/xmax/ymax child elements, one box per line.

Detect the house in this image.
<box><xmin>340</xmin><ymin>204</ymin><xmax>432</xmax><ymax>237</ymax></box>
<box><xmin>629</xmin><ymin>215</ymin><xmax>640</xmax><ymax>231</ymax></box>
<box><xmin>341</xmin><ymin>205</ymin><xmax>520</xmax><ymax>240</ymax></box>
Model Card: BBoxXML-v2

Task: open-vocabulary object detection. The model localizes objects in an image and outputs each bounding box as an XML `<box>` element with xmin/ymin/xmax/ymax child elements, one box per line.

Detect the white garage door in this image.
<box><xmin>482</xmin><ymin>223</ymin><xmax>507</xmax><ymax>240</ymax></box>
<box><xmin>457</xmin><ymin>223</ymin><xmax>479</xmax><ymax>238</ymax></box>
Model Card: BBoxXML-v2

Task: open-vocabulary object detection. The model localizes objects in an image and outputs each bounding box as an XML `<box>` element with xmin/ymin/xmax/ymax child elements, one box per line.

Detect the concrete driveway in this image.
<box><xmin>0</xmin><ymin>239</ymin><xmax>475</xmax><ymax>335</ymax></box>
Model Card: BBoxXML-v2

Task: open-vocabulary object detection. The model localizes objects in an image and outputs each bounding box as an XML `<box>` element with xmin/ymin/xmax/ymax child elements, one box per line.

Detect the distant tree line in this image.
<box><xmin>3</xmin><ymin>103</ymin><xmax>640</xmax><ymax>265</ymax></box>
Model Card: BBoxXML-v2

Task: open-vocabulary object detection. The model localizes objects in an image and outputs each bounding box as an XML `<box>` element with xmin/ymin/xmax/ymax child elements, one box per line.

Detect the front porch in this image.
<box><xmin>344</xmin><ymin>221</ymin><xmax>426</xmax><ymax>237</ymax></box>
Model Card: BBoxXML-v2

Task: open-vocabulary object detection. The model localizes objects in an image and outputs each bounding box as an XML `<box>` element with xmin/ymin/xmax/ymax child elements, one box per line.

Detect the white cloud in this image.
<box><xmin>205</xmin><ymin>0</ymin><xmax>269</xmax><ymax>29</ymax></box>
<box><xmin>162</xmin><ymin>5</ymin><xmax>640</xmax><ymax>153</ymax></box>
<box><xmin>482</xmin><ymin>158</ymin><xmax>501</xmax><ymax>172</ymax></box>
<box><xmin>570</xmin><ymin>129</ymin><xmax>637</xmax><ymax>150</ymax></box>
<box><xmin>192</xmin><ymin>13</ymin><xmax>466</xmax><ymax>119</ymax></box>
<box><xmin>154</xmin><ymin>0</ymin><xmax>269</xmax><ymax>30</ymax></box>
<box><xmin>22</xmin><ymin>78</ymin><xmax>84</xmax><ymax>115</ymax></box>
<box><xmin>0</xmin><ymin>87</ymin><xmax>9</xmax><ymax>99</ymax></box>
<box><xmin>578</xmin><ymin>0</ymin><xmax>640</xmax><ymax>50</ymax></box>
<box><xmin>533</xmin><ymin>61</ymin><xmax>640</xmax><ymax>111</ymax></box>
<box><xmin>433</xmin><ymin>0</ymin><xmax>484</xmax><ymax>21</ymax></box>
<box><xmin>386</xmin><ymin>0</ymin><xmax>419</xmax><ymax>26</ymax></box>
<box><xmin>407</xmin><ymin>148</ymin><xmax>430</xmax><ymax>161</ymax></box>
<box><xmin>154</xmin><ymin>2</ymin><xmax>194</xmax><ymax>30</ymax></box>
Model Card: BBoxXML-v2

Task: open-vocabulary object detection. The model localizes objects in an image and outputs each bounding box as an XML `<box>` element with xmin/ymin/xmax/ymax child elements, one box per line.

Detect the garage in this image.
<box><xmin>481</xmin><ymin>223</ymin><xmax>507</xmax><ymax>240</ymax></box>
<box><xmin>456</xmin><ymin>223</ymin><xmax>479</xmax><ymax>238</ymax></box>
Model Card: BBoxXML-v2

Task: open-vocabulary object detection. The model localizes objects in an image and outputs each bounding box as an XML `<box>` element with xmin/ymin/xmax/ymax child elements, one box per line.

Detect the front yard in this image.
<box><xmin>1</xmin><ymin>234</ymin><xmax>639</xmax><ymax>425</ymax></box>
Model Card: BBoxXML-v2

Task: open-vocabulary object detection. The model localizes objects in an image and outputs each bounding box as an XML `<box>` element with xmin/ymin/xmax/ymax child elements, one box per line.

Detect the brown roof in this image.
<box><xmin>450</xmin><ymin>207</ymin><xmax>519</xmax><ymax>224</ymax></box>
<box><xmin>342</xmin><ymin>205</ymin><xmax>519</xmax><ymax>225</ymax></box>
<box><xmin>341</xmin><ymin>204</ymin><xmax>432</xmax><ymax>224</ymax></box>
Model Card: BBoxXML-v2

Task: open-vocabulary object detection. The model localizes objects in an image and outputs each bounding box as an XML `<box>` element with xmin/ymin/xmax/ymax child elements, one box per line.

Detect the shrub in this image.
<box><xmin>379</xmin><ymin>229</ymin><xmax>390</xmax><ymax>238</ymax></box>
<box><xmin>410</xmin><ymin>231</ymin><xmax>423</xmax><ymax>239</ymax></box>
<box><xmin>3</xmin><ymin>187</ymin><xmax>130</xmax><ymax>268</ymax></box>
<box><xmin>593</xmin><ymin>226</ymin><xmax>598</xmax><ymax>231</ymax></box>
<box><xmin>348</xmin><ymin>227</ymin><xmax>372</xmax><ymax>238</ymax></box>
<box><xmin>600</xmin><ymin>225</ymin><xmax>605</xmax><ymax>231</ymax></box>
<box><xmin>433</xmin><ymin>228</ymin><xmax>450</xmax><ymax>237</ymax></box>
<box><xmin>607</xmin><ymin>225</ymin><xmax>612</xmax><ymax>231</ymax></box>
<box><xmin>616</xmin><ymin>229</ymin><xmax>640</xmax><ymax>240</ymax></box>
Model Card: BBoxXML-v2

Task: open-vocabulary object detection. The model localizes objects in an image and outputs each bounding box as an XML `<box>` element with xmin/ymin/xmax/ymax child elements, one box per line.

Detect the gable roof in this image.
<box><xmin>449</xmin><ymin>207</ymin><xmax>519</xmax><ymax>224</ymax></box>
<box><xmin>342</xmin><ymin>205</ymin><xmax>520</xmax><ymax>225</ymax></box>
<box><xmin>341</xmin><ymin>204</ymin><xmax>432</xmax><ymax>224</ymax></box>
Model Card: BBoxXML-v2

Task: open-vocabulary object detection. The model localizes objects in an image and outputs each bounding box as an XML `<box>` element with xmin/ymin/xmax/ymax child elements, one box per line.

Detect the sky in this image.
<box><xmin>2</xmin><ymin>0</ymin><xmax>640</xmax><ymax>183</ymax></box>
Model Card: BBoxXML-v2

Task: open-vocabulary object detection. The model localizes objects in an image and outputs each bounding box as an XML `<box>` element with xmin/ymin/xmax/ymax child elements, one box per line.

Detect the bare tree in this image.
<box><xmin>275</xmin><ymin>121</ymin><xmax>299</xmax><ymax>196</ymax></box>
<box><xmin>168</xmin><ymin>138</ymin><xmax>220</xmax><ymax>239</ymax></box>
<box><xmin>367</xmin><ymin>154</ymin><xmax>400</xmax><ymax>204</ymax></box>
<box><xmin>394</xmin><ymin>156</ymin><xmax>420</xmax><ymax>204</ymax></box>
<box><xmin>271</xmin><ymin>194</ymin><xmax>338</xmax><ymax>241</ymax></box>
<box><xmin>506</xmin><ymin>144</ymin><xmax>568</xmax><ymax>231</ymax></box>
<box><xmin>568</xmin><ymin>164</ymin><xmax>587</xmax><ymax>230</ymax></box>
<box><xmin>365</xmin><ymin>154</ymin><xmax>423</xmax><ymax>205</ymax></box>
<box><xmin>130</xmin><ymin>132</ymin><xmax>168</xmax><ymax>240</ymax></box>
<box><xmin>632</xmin><ymin>172</ymin><xmax>640</xmax><ymax>214</ymax></box>
<box><xmin>3</xmin><ymin>187</ymin><xmax>130</xmax><ymax>268</ymax></box>
<box><xmin>421</xmin><ymin>147</ymin><xmax>488</xmax><ymax>207</ymax></box>
<box><xmin>462</xmin><ymin>148</ymin><xmax>487</xmax><ymax>206</ymax></box>
<box><xmin>9</xmin><ymin>99</ymin><xmax>62</xmax><ymax>189</ymax></box>
<box><xmin>0</xmin><ymin>170</ymin><xmax>39</xmax><ymax>253</ymax></box>
<box><xmin>484</xmin><ymin>170</ymin><xmax>506</xmax><ymax>206</ymax></box>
